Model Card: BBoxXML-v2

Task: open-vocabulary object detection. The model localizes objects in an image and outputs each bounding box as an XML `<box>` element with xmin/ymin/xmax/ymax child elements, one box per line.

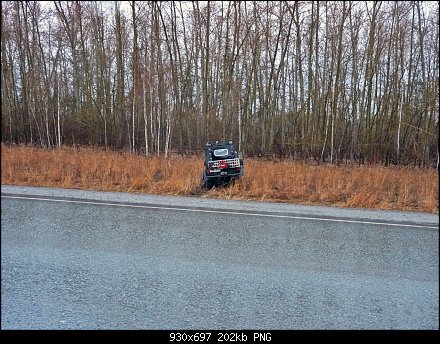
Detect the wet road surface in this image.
<box><xmin>1</xmin><ymin>187</ymin><xmax>438</xmax><ymax>329</ymax></box>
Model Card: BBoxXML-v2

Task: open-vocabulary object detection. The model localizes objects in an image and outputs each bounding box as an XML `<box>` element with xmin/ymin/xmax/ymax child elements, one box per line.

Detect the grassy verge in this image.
<box><xmin>1</xmin><ymin>144</ymin><xmax>438</xmax><ymax>213</ymax></box>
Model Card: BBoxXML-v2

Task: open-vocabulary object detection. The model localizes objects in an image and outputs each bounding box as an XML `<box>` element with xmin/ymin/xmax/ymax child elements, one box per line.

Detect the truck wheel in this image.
<box><xmin>203</xmin><ymin>171</ymin><xmax>213</xmax><ymax>189</ymax></box>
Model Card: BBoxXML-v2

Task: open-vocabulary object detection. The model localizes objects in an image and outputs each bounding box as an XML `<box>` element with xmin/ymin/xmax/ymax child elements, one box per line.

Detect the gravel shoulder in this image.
<box><xmin>2</xmin><ymin>184</ymin><xmax>438</xmax><ymax>226</ymax></box>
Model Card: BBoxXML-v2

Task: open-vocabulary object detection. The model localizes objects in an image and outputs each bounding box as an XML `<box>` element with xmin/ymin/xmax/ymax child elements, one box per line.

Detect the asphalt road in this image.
<box><xmin>1</xmin><ymin>186</ymin><xmax>438</xmax><ymax>329</ymax></box>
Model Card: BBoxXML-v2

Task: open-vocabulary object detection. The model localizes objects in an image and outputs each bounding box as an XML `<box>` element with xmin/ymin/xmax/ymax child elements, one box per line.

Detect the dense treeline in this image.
<box><xmin>1</xmin><ymin>1</ymin><xmax>439</xmax><ymax>166</ymax></box>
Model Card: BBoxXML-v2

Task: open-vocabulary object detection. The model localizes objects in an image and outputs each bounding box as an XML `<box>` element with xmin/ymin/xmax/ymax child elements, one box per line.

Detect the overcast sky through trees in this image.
<box><xmin>1</xmin><ymin>1</ymin><xmax>438</xmax><ymax>167</ymax></box>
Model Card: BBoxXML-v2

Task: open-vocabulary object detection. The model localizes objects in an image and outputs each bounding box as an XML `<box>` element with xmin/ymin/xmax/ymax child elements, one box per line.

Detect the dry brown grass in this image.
<box><xmin>1</xmin><ymin>144</ymin><xmax>438</xmax><ymax>213</ymax></box>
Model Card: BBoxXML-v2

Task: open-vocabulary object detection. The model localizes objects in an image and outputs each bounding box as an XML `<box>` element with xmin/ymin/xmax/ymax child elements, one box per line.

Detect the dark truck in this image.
<box><xmin>202</xmin><ymin>141</ymin><xmax>244</xmax><ymax>188</ymax></box>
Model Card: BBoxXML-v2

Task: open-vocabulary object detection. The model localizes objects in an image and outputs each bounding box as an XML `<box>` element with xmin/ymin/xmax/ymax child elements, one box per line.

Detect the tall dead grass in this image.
<box><xmin>1</xmin><ymin>144</ymin><xmax>438</xmax><ymax>213</ymax></box>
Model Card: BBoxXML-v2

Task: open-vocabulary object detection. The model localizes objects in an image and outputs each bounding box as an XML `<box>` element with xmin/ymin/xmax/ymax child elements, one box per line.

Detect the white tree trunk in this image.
<box><xmin>57</xmin><ymin>75</ymin><xmax>61</xmax><ymax>148</ymax></box>
<box><xmin>143</xmin><ymin>76</ymin><xmax>149</xmax><ymax>156</ymax></box>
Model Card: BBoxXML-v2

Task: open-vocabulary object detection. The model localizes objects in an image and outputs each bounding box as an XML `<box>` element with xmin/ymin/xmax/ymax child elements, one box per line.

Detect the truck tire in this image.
<box><xmin>205</xmin><ymin>179</ymin><xmax>213</xmax><ymax>189</ymax></box>
<box><xmin>203</xmin><ymin>171</ymin><xmax>214</xmax><ymax>189</ymax></box>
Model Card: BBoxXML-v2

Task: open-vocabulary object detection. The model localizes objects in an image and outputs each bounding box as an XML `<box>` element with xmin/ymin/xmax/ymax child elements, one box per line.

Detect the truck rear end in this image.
<box><xmin>202</xmin><ymin>141</ymin><xmax>244</xmax><ymax>188</ymax></box>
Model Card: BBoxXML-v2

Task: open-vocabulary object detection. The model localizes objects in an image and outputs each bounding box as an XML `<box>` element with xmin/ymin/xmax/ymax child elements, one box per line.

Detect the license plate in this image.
<box><xmin>220</xmin><ymin>171</ymin><xmax>227</xmax><ymax>176</ymax></box>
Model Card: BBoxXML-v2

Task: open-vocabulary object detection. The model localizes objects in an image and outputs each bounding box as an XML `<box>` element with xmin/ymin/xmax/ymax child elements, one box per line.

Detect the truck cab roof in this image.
<box><xmin>204</xmin><ymin>141</ymin><xmax>237</xmax><ymax>161</ymax></box>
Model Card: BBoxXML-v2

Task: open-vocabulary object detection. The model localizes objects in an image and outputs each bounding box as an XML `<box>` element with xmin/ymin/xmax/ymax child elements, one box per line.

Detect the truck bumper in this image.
<box><xmin>203</xmin><ymin>167</ymin><xmax>243</xmax><ymax>180</ymax></box>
